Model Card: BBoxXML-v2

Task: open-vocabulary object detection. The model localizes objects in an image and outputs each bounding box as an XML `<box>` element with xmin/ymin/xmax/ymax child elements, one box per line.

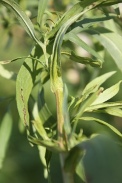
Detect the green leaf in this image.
<box><xmin>85</xmin><ymin>101</ymin><xmax>122</xmax><ymax>111</ymax></box>
<box><xmin>92</xmin><ymin>80</ymin><xmax>122</xmax><ymax>105</ymax></box>
<box><xmin>37</xmin><ymin>0</ymin><xmax>48</xmax><ymax>27</ymax></box>
<box><xmin>0</xmin><ymin>0</ymin><xmax>44</xmax><ymax>48</ymax></box>
<box><xmin>69</xmin><ymin>14</ymin><xmax>118</xmax><ymax>33</ymax></box>
<box><xmin>86</xmin><ymin>26</ymin><xmax>122</xmax><ymax>71</ymax></box>
<box><xmin>47</xmin><ymin>0</ymin><xmax>106</xmax><ymax>39</ymax></box>
<box><xmin>37</xmin><ymin>87</ymin><xmax>55</xmax><ymax>128</ymax></box>
<box><xmin>50</xmin><ymin>0</ymin><xmax>104</xmax><ymax>92</ymax></box>
<box><xmin>32</xmin><ymin>88</ymin><xmax>54</xmax><ymax>140</ymax></box>
<box><xmin>29</xmin><ymin>136</ymin><xmax>63</xmax><ymax>152</ymax></box>
<box><xmin>32</xmin><ymin>111</ymin><xmax>49</xmax><ymax>140</ymax></box>
<box><xmin>38</xmin><ymin>146</ymin><xmax>48</xmax><ymax>179</ymax></box>
<box><xmin>0</xmin><ymin>56</ymin><xmax>46</xmax><ymax>66</ymax></box>
<box><xmin>82</xmin><ymin>71</ymin><xmax>116</xmax><ymax>96</ymax></box>
<box><xmin>16</xmin><ymin>46</ymin><xmax>42</xmax><ymax>129</ymax></box>
<box><xmin>79</xmin><ymin>117</ymin><xmax>122</xmax><ymax>137</ymax></box>
<box><xmin>104</xmin><ymin>107</ymin><xmax>122</xmax><ymax>117</ymax></box>
<box><xmin>75</xmin><ymin>71</ymin><xmax>116</xmax><ymax>107</ymax></box>
<box><xmin>0</xmin><ymin>112</ymin><xmax>12</xmax><ymax>169</ymax></box>
<box><xmin>64</xmin><ymin>33</ymin><xmax>103</xmax><ymax>63</ymax></box>
<box><xmin>69</xmin><ymin>51</ymin><xmax>102</xmax><ymax>68</ymax></box>
<box><xmin>100</xmin><ymin>0</ymin><xmax>122</xmax><ymax>6</ymax></box>
<box><xmin>75</xmin><ymin>88</ymin><xmax>104</xmax><ymax>120</ymax></box>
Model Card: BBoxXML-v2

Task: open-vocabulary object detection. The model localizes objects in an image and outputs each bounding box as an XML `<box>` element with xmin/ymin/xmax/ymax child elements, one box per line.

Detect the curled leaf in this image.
<box><xmin>69</xmin><ymin>51</ymin><xmax>102</xmax><ymax>68</ymax></box>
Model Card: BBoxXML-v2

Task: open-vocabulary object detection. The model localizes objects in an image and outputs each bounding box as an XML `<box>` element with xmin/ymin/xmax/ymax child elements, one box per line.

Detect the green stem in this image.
<box><xmin>55</xmin><ymin>89</ymin><xmax>64</xmax><ymax>149</ymax></box>
<box><xmin>55</xmin><ymin>87</ymin><xmax>75</xmax><ymax>183</ymax></box>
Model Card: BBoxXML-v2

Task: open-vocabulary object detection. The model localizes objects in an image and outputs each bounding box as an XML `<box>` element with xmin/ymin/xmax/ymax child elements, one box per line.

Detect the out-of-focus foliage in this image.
<box><xmin>1</xmin><ymin>0</ymin><xmax>122</xmax><ymax>183</ymax></box>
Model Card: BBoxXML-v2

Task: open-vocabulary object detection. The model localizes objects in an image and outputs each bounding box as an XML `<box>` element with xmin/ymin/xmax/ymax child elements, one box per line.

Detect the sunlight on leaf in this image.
<box><xmin>92</xmin><ymin>80</ymin><xmax>122</xmax><ymax>105</ymax></box>
<box><xmin>104</xmin><ymin>107</ymin><xmax>122</xmax><ymax>117</ymax></box>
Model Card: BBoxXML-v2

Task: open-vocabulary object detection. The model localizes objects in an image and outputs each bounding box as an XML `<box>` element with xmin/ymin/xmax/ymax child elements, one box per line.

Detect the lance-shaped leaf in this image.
<box><xmin>0</xmin><ymin>112</ymin><xmax>12</xmax><ymax>169</ymax></box>
<box><xmin>32</xmin><ymin>104</ymin><xmax>49</xmax><ymax>140</ymax></box>
<box><xmin>75</xmin><ymin>71</ymin><xmax>116</xmax><ymax>107</ymax></box>
<box><xmin>85</xmin><ymin>101</ymin><xmax>122</xmax><ymax>111</ymax></box>
<box><xmin>92</xmin><ymin>80</ymin><xmax>122</xmax><ymax>105</ymax></box>
<box><xmin>29</xmin><ymin>136</ymin><xmax>63</xmax><ymax>152</ymax></box>
<box><xmin>74</xmin><ymin>88</ymin><xmax>104</xmax><ymax>121</ymax></box>
<box><xmin>86</xmin><ymin>26</ymin><xmax>122</xmax><ymax>71</ymax></box>
<box><xmin>100</xmin><ymin>0</ymin><xmax>122</xmax><ymax>6</ymax></box>
<box><xmin>0</xmin><ymin>0</ymin><xmax>44</xmax><ymax>48</ymax></box>
<box><xmin>50</xmin><ymin>0</ymin><xmax>104</xmax><ymax>92</ymax></box>
<box><xmin>104</xmin><ymin>107</ymin><xmax>122</xmax><ymax>117</ymax></box>
<box><xmin>37</xmin><ymin>0</ymin><xmax>48</xmax><ymax>27</ymax></box>
<box><xmin>64</xmin><ymin>33</ymin><xmax>103</xmax><ymax>64</ymax></box>
<box><xmin>69</xmin><ymin>51</ymin><xmax>102</xmax><ymax>68</ymax></box>
<box><xmin>79</xmin><ymin>117</ymin><xmax>122</xmax><ymax>138</ymax></box>
<box><xmin>69</xmin><ymin>14</ymin><xmax>118</xmax><ymax>33</ymax></box>
<box><xmin>0</xmin><ymin>56</ymin><xmax>46</xmax><ymax>66</ymax></box>
<box><xmin>47</xmin><ymin>0</ymin><xmax>107</xmax><ymax>39</ymax></box>
<box><xmin>16</xmin><ymin>46</ymin><xmax>42</xmax><ymax>129</ymax></box>
<box><xmin>37</xmin><ymin>87</ymin><xmax>55</xmax><ymax>128</ymax></box>
<box><xmin>82</xmin><ymin>71</ymin><xmax>115</xmax><ymax>96</ymax></box>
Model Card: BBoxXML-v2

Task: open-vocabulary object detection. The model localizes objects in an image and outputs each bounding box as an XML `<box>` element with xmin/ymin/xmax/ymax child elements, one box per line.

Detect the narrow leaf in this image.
<box><xmin>69</xmin><ymin>14</ymin><xmax>118</xmax><ymax>33</ymax></box>
<box><xmin>100</xmin><ymin>0</ymin><xmax>122</xmax><ymax>6</ymax></box>
<box><xmin>47</xmin><ymin>0</ymin><xmax>106</xmax><ymax>39</ymax></box>
<box><xmin>38</xmin><ymin>146</ymin><xmax>48</xmax><ymax>179</ymax></box>
<box><xmin>37</xmin><ymin>0</ymin><xmax>48</xmax><ymax>27</ymax></box>
<box><xmin>104</xmin><ymin>107</ymin><xmax>122</xmax><ymax>117</ymax></box>
<box><xmin>75</xmin><ymin>88</ymin><xmax>104</xmax><ymax>119</ymax></box>
<box><xmin>92</xmin><ymin>80</ymin><xmax>122</xmax><ymax>105</ymax></box>
<box><xmin>64</xmin><ymin>33</ymin><xmax>103</xmax><ymax>63</ymax></box>
<box><xmin>80</xmin><ymin>117</ymin><xmax>122</xmax><ymax>137</ymax></box>
<box><xmin>50</xmin><ymin>0</ymin><xmax>104</xmax><ymax>92</ymax></box>
<box><xmin>0</xmin><ymin>0</ymin><xmax>44</xmax><ymax>48</ymax></box>
<box><xmin>69</xmin><ymin>51</ymin><xmax>102</xmax><ymax>68</ymax></box>
<box><xmin>0</xmin><ymin>56</ymin><xmax>46</xmax><ymax>66</ymax></box>
<box><xmin>82</xmin><ymin>71</ymin><xmax>116</xmax><ymax>96</ymax></box>
<box><xmin>75</xmin><ymin>71</ymin><xmax>116</xmax><ymax>107</ymax></box>
<box><xmin>86</xmin><ymin>27</ymin><xmax>122</xmax><ymax>71</ymax></box>
<box><xmin>29</xmin><ymin>136</ymin><xmax>63</xmax><ymax>152</ymax></box>
<box><xmin>85</xmin><ymin>101</ymin><xmax>122</xmax><ymax>111</ymax></box>
<box><xmin>37</xmin><ymin>87</ymin><xmax>55</xmax><ymax>128</ymax></box>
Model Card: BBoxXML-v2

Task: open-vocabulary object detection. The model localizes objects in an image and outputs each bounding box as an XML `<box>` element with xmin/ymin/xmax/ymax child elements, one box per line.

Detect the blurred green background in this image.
<box><xmin>0</xmin><ymin>0</ymin><xmax>122</xmax><ymax>183</ymax></box>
